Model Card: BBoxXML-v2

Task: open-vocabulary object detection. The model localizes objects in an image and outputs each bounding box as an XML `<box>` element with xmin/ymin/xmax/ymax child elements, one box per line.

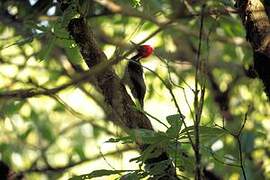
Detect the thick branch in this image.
<box><xmin>64</xmin><ymin>10</ymin><xmax>178</xmax><ymax>180</ymax></box>
<box><xmin>67</xmin><ymin>17</ymin><xmax>152</xmax><ymax>130</ymax></box>
<box><xmin>235</xmin><ymin>0</ymin><xmax>270</xmax><ymax>98</ymax></box>
<box><xmin>236</xmin><ymin>0</ymin><xmax>270</xmax><ymax>55</ymax></box>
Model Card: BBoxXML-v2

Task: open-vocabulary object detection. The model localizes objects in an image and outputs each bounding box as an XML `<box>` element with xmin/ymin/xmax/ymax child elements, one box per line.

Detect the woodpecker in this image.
<box><xmin>122</xmin><ymin>45</ymin><xmax>153</xmax><ymax>108</ymax></box>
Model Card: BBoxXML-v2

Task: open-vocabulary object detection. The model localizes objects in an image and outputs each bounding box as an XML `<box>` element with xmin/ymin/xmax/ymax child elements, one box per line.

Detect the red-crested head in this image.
<box><xmin>137</xmin><ymin>45</ymin><xmax>153</xmax><ymax>58</ymax></box>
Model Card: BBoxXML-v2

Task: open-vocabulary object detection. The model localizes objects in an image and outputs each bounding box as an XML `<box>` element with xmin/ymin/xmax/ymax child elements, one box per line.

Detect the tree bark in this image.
<box><xmin>67</xmin><ymin>17</ymin><xmax>153</xmax><ymax>131</ymax></box>
<box><xmin>235</xmin><ymin>0</ymin><xmax>270</xmax><ymax>98</ymax></box>
<box><xmin>58</xmin><ymin>1</ymin><xmax>179</xmax><ymax>179</ymax></box>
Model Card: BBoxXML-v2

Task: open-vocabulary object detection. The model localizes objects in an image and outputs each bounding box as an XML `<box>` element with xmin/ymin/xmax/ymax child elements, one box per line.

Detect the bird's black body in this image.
<box><xmin>122</xmin><ymin>45</ymin><xmax>153</xmax><ymax>108</ymax></box>
<box><xmin>123</xmin><ymin>56</ymin><xmax>146</xmax><ymax>108</ymax></box>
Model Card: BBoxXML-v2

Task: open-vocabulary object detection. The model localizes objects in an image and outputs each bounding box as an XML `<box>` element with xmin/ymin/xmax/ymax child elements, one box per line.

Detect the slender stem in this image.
<box><xmin>140</xmin><ymin>63</ymin><xmax>195</xmax><ymax>149</ymax></box>
<box><xmin>215</xmin><ymin>107</ymin><xmax>250</xmax><ymax>180</ymax></box>
<box><xmin>194</xmin><ymin>4</ymin><xmax>206</xmax><ymax>180</ymax></box>
<box><xmin>235</xmin><ymin>108</ymin><xmax>250</xmax><ymax>180</ymax></box>
<box><xmin>139</xmin><ymin>109</ymin><xmax>169</xmax><ymax>128</ymax></box>
<box><xmin>236</xmin><ymin>138</ymin><xmax>247</xmax><ymax>180</ymax></box>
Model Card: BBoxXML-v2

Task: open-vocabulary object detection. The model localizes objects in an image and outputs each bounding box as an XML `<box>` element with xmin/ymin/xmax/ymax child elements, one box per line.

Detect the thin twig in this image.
<box><xmin>163</xmin><ymin>58</ymin><xmax>195</xmax><ymax>122</ymax></box>
<box><xmin>236</xmin><ymin>138</ymin><xmax>247</xmax><ymax>180</ymax></box>
<box><xmin>209</xmin><ymin>149</ymin><xmax>241</xmax><ymax>168</ymax></box>
<box><xmin>0</xmin><ymin>21</ymin><xmax>172</xmax><ymax>100</ymax></box>
<box><xmin>138</xmin><ymin>62</ymin><xmax>195</xmax><ymax>149</ymax></box>
<box><xmin>139</xmin><ymin>109</ymin><xmax>169</xmax><ymax>129</ymax></box>
<box><xmin>23</xmin><ymin>146</ymin><xmax>134</xmax><ymax>173</ymax></box>
<box><xmin>194</xmin><ymin>4</ymin><xmax>206</xmax><ymax>180</ymax></box>
<box><xmin>98</xmin><ymin>146</ymin><xmax>117</xmax><ymax>171</ymax></box>
<box><xmin>235</xmin><ymin>108</ymin><xmax>250</xmax><ymax>180</ymax></box>
<box><xmin>214</xmin><ymin>107</ymin><xmax>251</xmax><ymax>180</ymax></box>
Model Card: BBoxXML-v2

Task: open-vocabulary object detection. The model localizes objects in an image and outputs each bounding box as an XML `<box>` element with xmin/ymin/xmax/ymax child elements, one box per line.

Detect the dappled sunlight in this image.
<box><xmin>0</xmin><ymin>0</ymin><xmax>270</xmax><ymax>179</ymax></box>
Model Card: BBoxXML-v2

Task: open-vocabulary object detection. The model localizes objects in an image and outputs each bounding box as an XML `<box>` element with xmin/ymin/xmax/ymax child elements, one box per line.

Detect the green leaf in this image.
<box><xmin>64</xmin><ymin>46</ymin><xmax>82</xmax><ymax>64</ymax></box>
<box><xmin>140</xmin><ymin>143</ymin><xmax>166</xmax><ymax>163</ymax></box>
<box><xmin>31</xmin><ymin>110</ymin><xmax>55</xmax><ymax>142</ymax></box>
<box><xmin>72</xmin><ymin>130</ymin><xmax>86</xmax><ymax>159</ymax></box>
<box><xmin>166</xmin><ymin>114</ymin><xmax>183</xmax><ymax>123</ymax></box>
<box><xmin>61</xmin><ymin>2</ymin><xmax>79</xmax><ymax>27</ymax></box>
<box><xmin>131</xmin><ymin>0</ymin><xmax>141</xmax><ymax>7</ymax></box>
<box><xmin>19</xmin><ymin>127</ymin><xmax>33</xmax><ymax>140</ymax></box>
<box><xmin>1</xmin><ymin>32</ymin><xmax>44</xmax><ymax>50</ymax></box>
<box><xmin>166</xmin><ymin>114</ymin><xmax>183</xmax><ymax>138</ymax></box>
<box><xmin>130</xmin><ymin>129</ymin><xmax>169</xmax><ymax>145</ymax></box>
<box><xmin>53</xmin><ymin>21</ymin><xmax>69</xmax><ymax>39</ymax></box>
<box><xmin>2</xmin><ymin>101</ymin><xmax>25</xmax><ymax>116</ymax></box>
<box><xmin>92</xmin><ymin>126</ymin><xmax>102</xmax><ymax>138</ymax></box>
<box><xmin>48</xmin><ymin>70</ymin><xmax>62</xmax><ymax>81</ymax></box>
<box><xmin>38</xmin><ymin>121</ymin><xmax>54</xmax><ymax>142</ymax></box>
<box><xmin>106</xmin><ymin>136</ymin><xmax>133</xmax><ymax>144</ymax></box>
<box><xmin>167</xmin><ymin>142</ymin><xmax>194</xmax><ymax>173</ymax></box>
<box><xmin>180</xmin><ymin>126</ymin><xmax>226</xmax><ymax>144</ymax></box>
<box><xmin>70</xmin><ymin>169</ymin><xmax>134</xmax><ymax>180</ymax></box>
<box><xmin>74</xmin><ymin>145</ymin><xmax>86</xmax><ymax>160</ymax></box>
<box><xmin>53</xmin><ymin>104</ymin><xmax>65</xmax><ymax>112</ymax></box>
<box><xmin>37</xmin><ymin>35</ymin><xmax>56</xmax><ymax>61</ymax></box>
<box><xmin>106</xmin><ymin>129</ymin><xmax>170</xmax><ymax>144</ymax></box>
<box><xmin>25</xmin><ymin>21</ymin><xmax>50</xmax><ymax>33</ymax></box>
<box><xmin>145</xmin><ymin>160</ymin><xmax>172</xmax><ymax>176</ymax></box>
<box><xmin>120</xmin><ymin>172</ymin><xmax>140</xmax><ymax>180</ymax></box>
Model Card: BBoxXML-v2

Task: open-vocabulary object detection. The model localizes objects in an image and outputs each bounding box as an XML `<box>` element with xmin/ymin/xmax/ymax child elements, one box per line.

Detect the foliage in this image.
<box><xmin>0</xmin><ymin>0</ymin><xmax>269</xmax><ymax>179</ymax></box>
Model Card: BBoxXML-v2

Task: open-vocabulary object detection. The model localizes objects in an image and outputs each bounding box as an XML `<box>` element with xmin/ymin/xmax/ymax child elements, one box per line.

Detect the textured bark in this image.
<box><xmin>66</xmin><ymin>17</ymin><xmax>179</xmax><ymax>180</ymax></box>
<box><xmin>67</xmin><ymin>17</ymin><xmax>153</xmax><ymax>130</ymax></box>
<box><xmin>58</xmin><ymin>0</ymin><xmax>180</xmax><ymax>175</ymax></box>
<box><xmin>235</xmin><ymin>0</ymin><xmax>270</xmax><ymax>98</ymax></box>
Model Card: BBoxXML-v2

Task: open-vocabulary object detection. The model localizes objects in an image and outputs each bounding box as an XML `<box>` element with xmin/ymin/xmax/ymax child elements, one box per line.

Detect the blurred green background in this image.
<box><xmin>0</xmin><ymin>0</ymin><xmax>269</xmax><ymax>179</ymax></box>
